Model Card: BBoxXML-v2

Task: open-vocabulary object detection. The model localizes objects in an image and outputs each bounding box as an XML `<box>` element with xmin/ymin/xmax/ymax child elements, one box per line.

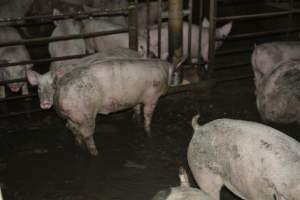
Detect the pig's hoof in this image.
<box><xmin>89</xmin><ymin>148</ymin><xmax>99</xmax><ymax>156</ymax></box>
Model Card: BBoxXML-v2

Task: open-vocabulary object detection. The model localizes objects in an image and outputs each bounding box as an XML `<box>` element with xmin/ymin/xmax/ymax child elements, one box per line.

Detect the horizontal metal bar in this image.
<box><xmin>0</xmin><ymin>7</ymin><xmax>130</xmax><ymax>24</ymax></box>
<box><xmin>0</xmin><ymin>93</ymin><xmax>37</xmax><ymax>102</ymax></box>
<box><xmin>225</xmin><ymin>27</ymin><xmax>300</xmax><ymax>40</ymax></box>
<box><xmin>215</xmin><ymin>62</ymin><xmax>251</xmax><ymax>70</ymax></box>
<box><xmin>0</xmin><ymin>28</ymin><xmax>129</xmax><ymax>47</ymax></box>
<box><xmin>217</xmin><ymin>74</ymin><xmax>253</xmax><ymax>82</ymax></box>
<box><xmin>215</xmin><ymin>48</ymin><xmax>253</xmax><ymax>56</ymax></box>
<box><xmin>0</xmin><ymin>53</ymin><xmax>92</xmax><ymax>68</ymax></box>
<box><xmin>216</xmin><ymin>10</ymin><xmax>300</xmax><ymax>22</ymax></box>
<box><xmin>0</xmin><ymin>78</ymin><xmax>27</xmax><ymax>85</ymax></box>
<box><xmin>161</xmin><ymin>9</ymin><xmax>191</xmax><ymax>19</ymax></box>
<box><xmin>0</xmin><ymin>108</ymin><xmax>41</xmax><ymax>119</ymax></box>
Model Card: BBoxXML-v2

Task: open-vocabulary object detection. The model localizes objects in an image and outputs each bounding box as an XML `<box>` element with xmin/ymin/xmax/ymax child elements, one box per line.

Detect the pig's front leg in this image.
<box><xmin>0</xmin><ymin>85</ymin><xmax>5</xmax><ymax>98</ymax></box>
<box><xmin>79</xmin><ymin>120</ymin><xmax>98</xmax><ymax>156</ymax></box>
<box><xmin>22</xmin><ymin>82</ymin><xmax>29</xmax><ymax>96</ymax></box>
<box><xmin>66</xmin><ymin>120</ymin><xmax>85</xmax><ymax>148</ymax></box>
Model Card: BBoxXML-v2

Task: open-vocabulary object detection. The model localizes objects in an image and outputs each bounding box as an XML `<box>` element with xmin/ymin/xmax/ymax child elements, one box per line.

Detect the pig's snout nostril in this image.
<box><xmin>40</xmin><ymin>101</ymin><xmax>51</xmax><ymax>110</ymax></box>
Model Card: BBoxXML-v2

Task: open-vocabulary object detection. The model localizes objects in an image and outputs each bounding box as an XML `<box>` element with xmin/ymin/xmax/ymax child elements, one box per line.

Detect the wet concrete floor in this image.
<box><xmin>0</xmin><ymin>79</ymin><xmax>299</xmax><ymax>200</ymax></box>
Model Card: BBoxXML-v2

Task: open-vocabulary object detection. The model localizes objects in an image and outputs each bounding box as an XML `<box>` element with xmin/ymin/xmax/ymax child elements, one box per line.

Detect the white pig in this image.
<box><xmin>27</xmin><ymin>48</ymin><xmax>143</xmax><ymax>109</ymax></box>
<box><xmin>256</xmin><ymin>59</ymin><xmax>300</xmax><ymax>124</ymax></box>
<box><xmin>152</xmin><ymin>167</ymin><xmax>213</xmax><ymax>200</ymax></box>
<box><xmin>53</xmin><ymin>58</ymin><xmax>174</xmax><ymax>155</ymax></box>
<box><xmin>188</xmin><ymin>115</ymin><xmax>300</xmax><ymax>200</ymax></box>
<box><xmin>251</xmin><ymin>41</ymin><xmax>300</xmax><ymax>89</ymax></box>
<box><xmin>48</xmin><ymin>9</ymin><xmax>86</xmax><ymax>70</ymax></box>
<box><xmin>0</xmin><ymin>26</ymin><xmax>32</xmax><ymax>98</ymax></box>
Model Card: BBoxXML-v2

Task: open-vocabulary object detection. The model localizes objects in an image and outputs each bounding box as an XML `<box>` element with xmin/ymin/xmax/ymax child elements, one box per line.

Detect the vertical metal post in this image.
<box><xmin>157</xmin><ymin>0</ymin><xmax>162</xmax><ymax>58</ymax></box>
<box><xmin>168</xmin><ymin>0</ymin><xmax>183</xmax><ymax>85</ymax></box>
<box><xmin>187</xmin><ymin>0</ymin><xmax>193</xmax><ymax>62</ymax></box>
<box><xmin>146</xmin><ymin>0</ymin><xmax>150</xmax><ymax>56</ymax></box>
<box><xmin>208</xmin><ymin>0</ymin><xmax>217</xmax><ymax>77</ymax></box>
<box><xmin>128</xmin><ymin>2</ymin><xmax>138</xmax><ymax>51</ymax></box>
<box><xmin>287</xmin><ymin>0</ymin><xmax>294</xmax><ymax>39</ymax></box>
<box><xmin>198</xmin><ymin>0</ymin><xmax>203</xmax><ymax>68</ymax></box>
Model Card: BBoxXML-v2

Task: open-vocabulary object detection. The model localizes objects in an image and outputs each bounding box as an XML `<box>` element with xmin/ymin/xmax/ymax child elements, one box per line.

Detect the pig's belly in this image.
<box><xmin>98</xmin><ymin>97</ymin><xmax>138</xmax><ymax>115</ymax></box>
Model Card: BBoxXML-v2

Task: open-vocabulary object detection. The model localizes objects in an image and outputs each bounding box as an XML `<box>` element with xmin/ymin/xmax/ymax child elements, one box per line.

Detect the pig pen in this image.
<box><xmin>1</xmin><ymin>0</ymin><xmax>300</xmax><ymax>200</ymax></box>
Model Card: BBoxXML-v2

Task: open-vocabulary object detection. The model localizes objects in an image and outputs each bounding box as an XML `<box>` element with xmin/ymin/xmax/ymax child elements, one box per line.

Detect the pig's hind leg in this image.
<box><xmin>132</xmin><ymin>104</ymin><xmax>143</xmax><ymax>126</ymax></box>
<box><xmin>143</xmin><ymin>96</ymin><xmax>161</xmax><ymax>137</ymax></box>
<box><xmin>191</xmin><ymin>165</ymin><xmax>223</xmax><ymax>200</ymax></box>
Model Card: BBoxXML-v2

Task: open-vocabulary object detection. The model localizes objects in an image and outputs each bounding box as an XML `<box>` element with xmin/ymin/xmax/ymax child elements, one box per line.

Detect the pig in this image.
<box><xmin>82</xmin><ymin>18</ymin><xmax>232</xmax><ymax>62</ymax></box>
<box><xmin>0</xmin><ymin>26</ymin><xmax>32</xmax><ymax>98</ymax></box>
<box><xmin>53</xmin><ymin>58</ymin><xmax>174</xmax><ymax>155</ymax></box>
<box><xmin>251</xmin><ymin>41</ymin><xmax>300</xmax><ymax>89</ymax></box>
<box><xmin>147</xmin><ymin>19</ymin><xmax>233</xmax><ymax>64</ymax></box>
<box><xmin>152</xmin><ymin>167</ymin><xmax>213</xmax><ymax>200</ymax></box>
<box><xmin>256</xmin><ymin>59</ymin><xmax>300</xmax><ymax>124</ymax></box>
<box><xmin>48</xmin><ymin>9</ymin><xmax>87</xmax><ymax>70</ymax></box>
<box><xmin>27</xmin><ymin>48</ymin><xmax>143</xmax><ymax>109</ymax></box>
<box><xmin>81</xmin><ymin>18</ymin><xmax>156</xmax><ymax>56</ymax></box>
<box><xmin>188</xmin><ymin>115</ymin><xmax>300</xmax><ymax>200</ymax></box>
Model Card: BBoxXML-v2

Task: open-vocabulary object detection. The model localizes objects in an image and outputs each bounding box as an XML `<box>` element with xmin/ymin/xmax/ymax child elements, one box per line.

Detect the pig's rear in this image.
<box><xmin>188</xmin><ymin>117</ymin><xmax>300</xmax><ymax>200</ymax></box>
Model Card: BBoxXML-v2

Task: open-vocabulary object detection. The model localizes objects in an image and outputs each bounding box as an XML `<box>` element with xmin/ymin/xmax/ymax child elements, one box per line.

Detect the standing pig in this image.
<box><xmin>53</xmin><ymin>58</ymin><xmax>173</xmax><ymax>155</ymax></box>
<box><xmin>0</xmin><ymin>26</ymin><xmax>32</xmax><ymax>98</ymax></box>
<box><xmin>188</xmin><ymin>115</ymin><xmax>300</xmax><ymax>200</ymax></box>
<box><xmin>256</xmin><ymin>59</ymin><xmax>300</xmax><ymax>124</ymax></box>
<box><xmin>251</xmin><ymin>41</ymin><xmax>300</xmax><ymax>88</ymax></box>
<box><xmin>152</xmin><ymin>167</ymin><xmax>213</xmax><ymax>200</ymax></box>
<box><xmin>27</xmin><ymin>48</ymin><xmax>143</xmax><ymax>109</ymax></box>
<box><xmin>147</xmin><ymin>19</ymin><xmax>232</xmax><ymax>64</ymax></box>
<box><xmin>48</xmin><ymin>9</ymin><xmax>86</xmax><ymax>70</ymax></box>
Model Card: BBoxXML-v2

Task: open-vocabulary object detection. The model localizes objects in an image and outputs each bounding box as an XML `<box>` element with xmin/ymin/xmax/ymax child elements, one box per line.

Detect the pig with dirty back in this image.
<box><xmin>152</xmin><ymin>167</ymin><xmax>213</xmax><ymax>200</ymax></box>
<box><xmin>53</xmin><ymin>58</ymin><xmax>174</xmax><ymax>155</ymax></box>
<box><xmin>0</xmin><ymin>26</ymin><xmax>32</xmax><ymax>98</ymax></box>
<box><xmin>27</xmin><ymin>48</ymin><xmax>143</xmax><ymax>109</ymax></box>
<box><xmin>188</xmin><ymin>115</ymin><xmax>300</xmax><ymax>200</ymax></box>
<box><xmin>256</xmin><ymin>59</ymin><xmax>300</xmax><ymax>124</ymax></box>
<box><xmin>251</xmin><ymin>41</ymin><xmax>300</xmax><ymax>89</ymax></box>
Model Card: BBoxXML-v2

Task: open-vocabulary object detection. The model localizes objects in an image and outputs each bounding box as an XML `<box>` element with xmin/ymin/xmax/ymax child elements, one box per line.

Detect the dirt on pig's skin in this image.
<box><xmin>0</xmin><ymin>79</ymin><xmax>299</xmax><ymax>200</ymax></box>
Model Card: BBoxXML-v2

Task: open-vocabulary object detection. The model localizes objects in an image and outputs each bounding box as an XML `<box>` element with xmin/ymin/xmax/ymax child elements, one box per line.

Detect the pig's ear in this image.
<box><xmin>202</xmin><ymin>17</ymin><xmax>210</xmax><ymax>28</ymax></box>
<box><xmin>217</xmin><ymin>21</ymin><xmax>233</xmax><ymax>38</ymax></box>
<box><xmin>26</xmin><ymin>69</ymin><xmax>40</xmax><ymax>86</ymax></box>
<box><xmin>55</xmin><ymin>68</ymin><xmax>65</xmax><ymax>78</ymax></box>
<box><xmin>53</xmin><ymin>9</ymin><xmax>63</xmax><ymax>26</ymax></box>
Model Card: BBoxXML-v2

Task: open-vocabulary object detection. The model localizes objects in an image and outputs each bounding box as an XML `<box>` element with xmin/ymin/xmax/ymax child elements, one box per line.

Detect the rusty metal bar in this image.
<box><xmin>168</xmin><ymin>0</ymin><xmax>183</xmax><ymax>85</ymax></box>
<box><xmin>128</xmin><ymin>3</ymin><xmax>138</xmax><ymax>51</ymax></box>
<box><xmin>0</xmin><ymin>53</ymin><xmax>91</xmax><ymax>68</ymax></box>
<box><xmin>146</xmin><ymin>0</ymin><xmax>151</xmax><ymax>56</ymax></box>
<box><xmin>198</xmin><ymin>0</ymin><xmax>203</xmax><ymax>69</ymax></box>
<box><xmin>0</xmin><ymin>28</ymin><xmax>129</xmax><ymax>48</ymax></box>
<box><xmin>157</xmin><ymin>0</ymin><xmax>162</xmax><ymax>58</ymax></box>
<box><xmin>0</xmin><ymin>94</ymin><xmax>37</xmax><ymax>102</ymax></box>
<box><xmin>216</xmin><ymin>10</ymin><xmax>300</xmax><ymax>22</ymax></box>
<box><xmin>0</xmin><ymin>78</ymin><xmax>27</xmax><ymax>85</ymax></box>
<box><xmin>207</xmin><ymin>0</ymin><xmax>217</xmax><ymax>75</ymax></box>
<box><xmin>225</xmin><ymin>27</ymin><xmax>300</xmax><ymax>40</ymax></box>
<box><xmin>216</xmin><ymin>48</ymin><xmax>253</xmax><ymax>56</ymax></box>
<box><xmin>187</xmin><ymin>0</ymin><xmax>193</xmax><ymax>62</ymax></box>
<box><xmin>0</xmin><ymin>7</ymin><xmax>130</xmax><ymax>25</ymax></box>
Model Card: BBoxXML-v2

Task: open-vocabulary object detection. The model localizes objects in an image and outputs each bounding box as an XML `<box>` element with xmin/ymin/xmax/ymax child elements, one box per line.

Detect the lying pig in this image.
<box><xmin>256</xmin><ymin>59</ymin><xmax>300</xmax><ymax>124</ymax></box>
<box><xmin>188</xmin><ymin>115</ymin><xmax>300</xmax><ymax>200</ymax></box>
<box><xmin>27</xmin><ymin>48</ymin><xmax>142</xmax><ymax>109</ymax></box>
<box><xmin>0</xmin><ymin>26</ymin><xmax>32</xmax><ymax>98</ymax></box>
<box><xmin>48</xmin><ymin>9</ymin><xmax>86</xmax><ymax>70</ymax></box>
<box><xmin>53</xmin><ymin>58</ymin><xmax>174</xmax><ymax>155</ymax></box>
<box><xmin>152</xmin><ymin>167</ymin><xmax>212</xmax><ymax>200</ymax></box>
<box><xmin>251</xmin><ymin>41</ymin><xmax>300</xmax><ymax>88</ymax></box>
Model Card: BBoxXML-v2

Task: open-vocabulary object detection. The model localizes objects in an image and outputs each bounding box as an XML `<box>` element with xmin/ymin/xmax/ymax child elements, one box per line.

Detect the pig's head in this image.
<box><xmin>201</xmin><ymin>18</ymin><xmax>232</xmax><ymax>62</ymax></box>
<box><xmin>27</xmin><ymin>70</ymin><xmax>56</xmax><ymax>109</ymax></box>
<box><xmin>49</xmin><ymin>9</ymin><xmax>86</xmax><ymax>57</ymax></box>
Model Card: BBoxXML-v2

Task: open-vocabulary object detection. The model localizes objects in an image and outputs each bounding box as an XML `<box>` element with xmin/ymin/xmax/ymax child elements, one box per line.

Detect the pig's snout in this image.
<box><xmin>8</xmin><ymin>84</ymin><xmax>21</xmax><ymax>92</ymax></box>
<box><xmin>40</xmin><ymin>101</ymin><xmax>52</xmax><ymax>110</ymax></box>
